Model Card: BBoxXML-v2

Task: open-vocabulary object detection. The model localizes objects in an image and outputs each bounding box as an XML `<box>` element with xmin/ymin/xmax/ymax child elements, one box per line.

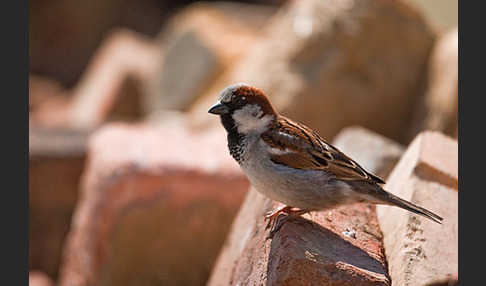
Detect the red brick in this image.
<box><xmin>58</xmin><ymin>120</ymin><xmax>249</xmax><ymax>286</ymax></box>
<box><xmin>30</xmin><ymin>29</ymin><xmax>159</xmax><ymax>129</ymax></box>
<box><xmin>209</xmin><ymin>189</ymin><xmax>389</xmax><ymax>286</ymax></box>
<box><xmin>67</xmin><ymin>29</ymin><xmax>160</xmax><ymax>129</ymax></box>
<box><xmin>376</xmin><ymin>131</ymin><xmax>458</xmax><ymax>286</ymax></box>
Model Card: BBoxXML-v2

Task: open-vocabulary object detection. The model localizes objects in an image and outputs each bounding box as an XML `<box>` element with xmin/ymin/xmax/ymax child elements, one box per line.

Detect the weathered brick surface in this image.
<box><xmin>209</xmin><ymin>189</ymin><xmax>389</xmax><ymax>286</ymax></box>
<box><xmin>29</xmin><ymin>127</ymin><xmax>89</xmax><ymax>278</ymax></box>
<box><xmin>190</xmin><ymin>0</ymin><xmax>436</xmax><ymax>144</ymax></box>
<box><xmin>376</xmin><ymin>131</ymin><xmax>458</xmax><ymax>286</ymax></box>
<box><xmin>208</xmin><ymin>126</ymin><xmax>406</xmax><ymax>286</ymax></box>
<box><xmin>58</xmin><ymin>121</ymin><xmax>249</xmax><ymax>286</ymax></box>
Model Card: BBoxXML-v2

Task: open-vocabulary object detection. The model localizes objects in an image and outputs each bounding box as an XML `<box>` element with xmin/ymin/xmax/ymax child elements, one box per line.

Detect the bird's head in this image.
<box><xmin>208</xmin><ymin>83</ymin><xmax>277</xmax><ymax>134</ymax></box>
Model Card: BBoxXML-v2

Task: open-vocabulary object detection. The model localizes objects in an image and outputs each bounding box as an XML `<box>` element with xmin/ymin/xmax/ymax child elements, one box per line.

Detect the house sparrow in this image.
<box><xmin>208</xmin><ymin>83</ymin><xmax>442</xmax><ymax>237</ymax></box>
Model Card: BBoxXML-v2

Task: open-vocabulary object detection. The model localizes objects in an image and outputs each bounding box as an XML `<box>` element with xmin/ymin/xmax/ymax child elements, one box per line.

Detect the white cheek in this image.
<box><xmin>232</xmin><ymin>105</ymin><xmax>273</xmax><ymax>134</ymax></box>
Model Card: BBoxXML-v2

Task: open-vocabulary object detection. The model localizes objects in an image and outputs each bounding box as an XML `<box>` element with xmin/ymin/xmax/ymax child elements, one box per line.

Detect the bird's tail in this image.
<box><xmin>381</xmin><ymin>191</ymin><xmax>443</xmax><ymax>224</ymax></box>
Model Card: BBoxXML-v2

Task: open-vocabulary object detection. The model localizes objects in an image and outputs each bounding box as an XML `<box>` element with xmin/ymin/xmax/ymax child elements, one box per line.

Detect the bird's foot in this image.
<box><xmin>264</xmin><ymin>206</ymin><xmax>309</xmax><ymax>240</ymax></box>
<box><xmin>264</xmin><ymin>205</ymin><xmax>293</xmax><ymax>230</ymax></box>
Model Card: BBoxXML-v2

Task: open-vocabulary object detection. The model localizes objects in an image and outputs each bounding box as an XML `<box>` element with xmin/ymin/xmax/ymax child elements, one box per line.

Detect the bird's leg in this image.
<box><xmin>264</xmin><ymin>205</ymin><xmax>293</xmax><ymax>230</ymax></box>
<box><xmin>265</xmin><ymin>206</ymin><xmax>310</xmax><ymax>239</ymax></box>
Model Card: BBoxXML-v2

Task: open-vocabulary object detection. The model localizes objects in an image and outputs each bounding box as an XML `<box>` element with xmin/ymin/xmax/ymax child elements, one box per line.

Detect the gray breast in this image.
<box><xmin>240</xmin><ymin>138</ymin><xmax>336</xmax><ymax>209</ymax></box>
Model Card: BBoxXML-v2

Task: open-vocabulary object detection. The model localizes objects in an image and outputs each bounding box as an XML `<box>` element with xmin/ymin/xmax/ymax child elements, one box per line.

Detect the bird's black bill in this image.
<box><xmin>208</xmin><ymin>102</ymin><xmax>230</xmax><ymax>115</ymax></box>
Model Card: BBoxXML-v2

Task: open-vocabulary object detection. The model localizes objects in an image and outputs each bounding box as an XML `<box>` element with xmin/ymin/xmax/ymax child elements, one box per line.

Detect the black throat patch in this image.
<box><xmin>220</xmin><ymin>114</ymin><xmax>245</xmax><ymax>163</ymax></box>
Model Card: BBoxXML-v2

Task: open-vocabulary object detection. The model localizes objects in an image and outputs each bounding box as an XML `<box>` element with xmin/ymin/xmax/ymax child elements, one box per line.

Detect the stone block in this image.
<box><xmin>30</xmin><ymin>29</ymin><xmax>159</xmax><ymax>129</ymax></box>
<box><xmin>145</xmin><ymin>2</ymin><xmax>277</xmax><ymax>116</ymax></box>
<box><xmin>208</xmin><ymin>189</ymin><xmax>389</xmax><ymax>286</ymax></box>
<box><xmin>67</xmin><ymin>29</ymin><xmax>159</xmax><ymax>129</ymax></box>
<box><xmin>58</xmin><ymin>120</ymin><xmax>249</xmax><ymax>286</ymax></box>
<box><xmin>376</xmin><ymin>131</ymin><xmax>458</xmax><ymax>286</ymax></box>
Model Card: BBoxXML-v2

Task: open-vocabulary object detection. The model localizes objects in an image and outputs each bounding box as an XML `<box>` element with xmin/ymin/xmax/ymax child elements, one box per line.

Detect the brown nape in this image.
<box><xmin>235</xmin><ymin>86</ymin><xmax>276</xmax><ymax>116</ymax></box>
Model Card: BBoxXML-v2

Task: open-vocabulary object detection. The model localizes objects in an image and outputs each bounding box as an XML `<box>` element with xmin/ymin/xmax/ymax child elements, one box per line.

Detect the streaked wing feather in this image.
<box><xmin>262</xmin><ymin>117</ymin><xmax>385</xmax><ymax>184</ymax></box>
<box><xmin>269</xmin><ymin>152</ymin><xmax>322</xmax><ymax>170</ymax></box>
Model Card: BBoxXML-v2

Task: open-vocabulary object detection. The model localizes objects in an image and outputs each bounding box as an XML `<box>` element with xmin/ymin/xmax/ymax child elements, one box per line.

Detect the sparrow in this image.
<box><xmin>208</xmin><ymin>83</ymin><xmax>443</xmax><ymax>237</ymax></box>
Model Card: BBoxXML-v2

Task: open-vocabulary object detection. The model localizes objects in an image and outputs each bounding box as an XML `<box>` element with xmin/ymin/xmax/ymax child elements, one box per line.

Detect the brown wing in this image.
<box><xmin>320</xmin><ymin>141</ymin><xmax>386</xmax><ymax>184</ymax></box>
<box><xmin>262</xmin><ymin>117</ymin><xmax>385</xmax><ymax>184</ymax></box>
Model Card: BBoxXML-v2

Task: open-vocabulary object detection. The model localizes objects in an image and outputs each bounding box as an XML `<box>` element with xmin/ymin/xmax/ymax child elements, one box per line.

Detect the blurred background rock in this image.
<box><xmin>29</xmin><ymin>0</ymin><xmax>457</xmax><ymax>285</ymax></box>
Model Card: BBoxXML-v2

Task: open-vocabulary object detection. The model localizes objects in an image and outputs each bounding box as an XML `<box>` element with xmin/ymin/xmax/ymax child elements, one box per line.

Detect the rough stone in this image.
<box><xmin>208</xmin><ymin>126</ymin><xmax>407</xmax><ymax>286</ymax></box>
<box><xmin>190</xmin><ymin>0</ymin><xmax>436</xmax><ymax>144</ymax></box>
<box><xmin>29</xmin><ymin>127</ymin><xmax>90</xmax><ymax>278</ymax></box>
<box><xmin>209</xmin><ymin>189</ymin><xmax>389</xmax><ymax>286</ymax></box>
<box><xmin>376</xmin><ymin>131</ymin><xmax>458</xmax><ymax>286</ymax></box>
<box><xmin>58</xmin><ymin>120</ymin><xmax>249</xmax><ymax>286</ymax></box>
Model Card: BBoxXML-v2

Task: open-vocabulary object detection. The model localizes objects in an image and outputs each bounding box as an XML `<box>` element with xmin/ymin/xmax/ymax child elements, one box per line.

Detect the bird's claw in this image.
<box><xmin>264</xmin><ymin>206</ymin><xmax>292</xmax><ymax>230</ymax></box>
<box><xmin>265</xmin><ymin>213</ymin><xmax>290</xmax><ymax>240</ymax></box>
<box><xmin>264</xmin><ymin>207</ymin><xmax>310</xmax><ymax>239</ymax></box>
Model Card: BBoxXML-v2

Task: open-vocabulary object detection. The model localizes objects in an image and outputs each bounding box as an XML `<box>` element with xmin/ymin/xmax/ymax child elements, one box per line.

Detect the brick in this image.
<box><xmin>145</xmin><ymin>2</ymin><xmax>276</xmax><ymax>116</ymax></box>
<box><xmin>58</xmin><ymin>120</ymin><xmax>249</xmax><ymax>286</ymax></box>
<box><xmin>67</xmin><ymin>29</ymin><xmax>160</xmax><ymax>129</ymax></box>
<box><xmin>376</xmin><ymin>131</ymin><xmax>458</xmax><ymax>286</ymax></box>
<box><xmin>208</xmin><ymin>127</ymin><xmax>406</xmax><ymax>286</ymax></box>
<box><xmin>30</xmin><ymin>29</ymin><xmax>159</xmax><ymax>129</ymax></box>
<box><xmin>147</xmin><ymin>30</ymin><xmax>222</xmax><ymax>113</ymax></box>
<box><xmin>209</xmin><ymin>188</ymin><xmax>389</xmax><ymax>286</ymax></box>
<box><xmin>190</xmin><ymin>0</ymin><xmax>436</xmax><ymax>144</ymax></box>
<box><xmin>29</xmin><ymin>127</ymin><xmax>89</xmax><ymax>278</ymax></box>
